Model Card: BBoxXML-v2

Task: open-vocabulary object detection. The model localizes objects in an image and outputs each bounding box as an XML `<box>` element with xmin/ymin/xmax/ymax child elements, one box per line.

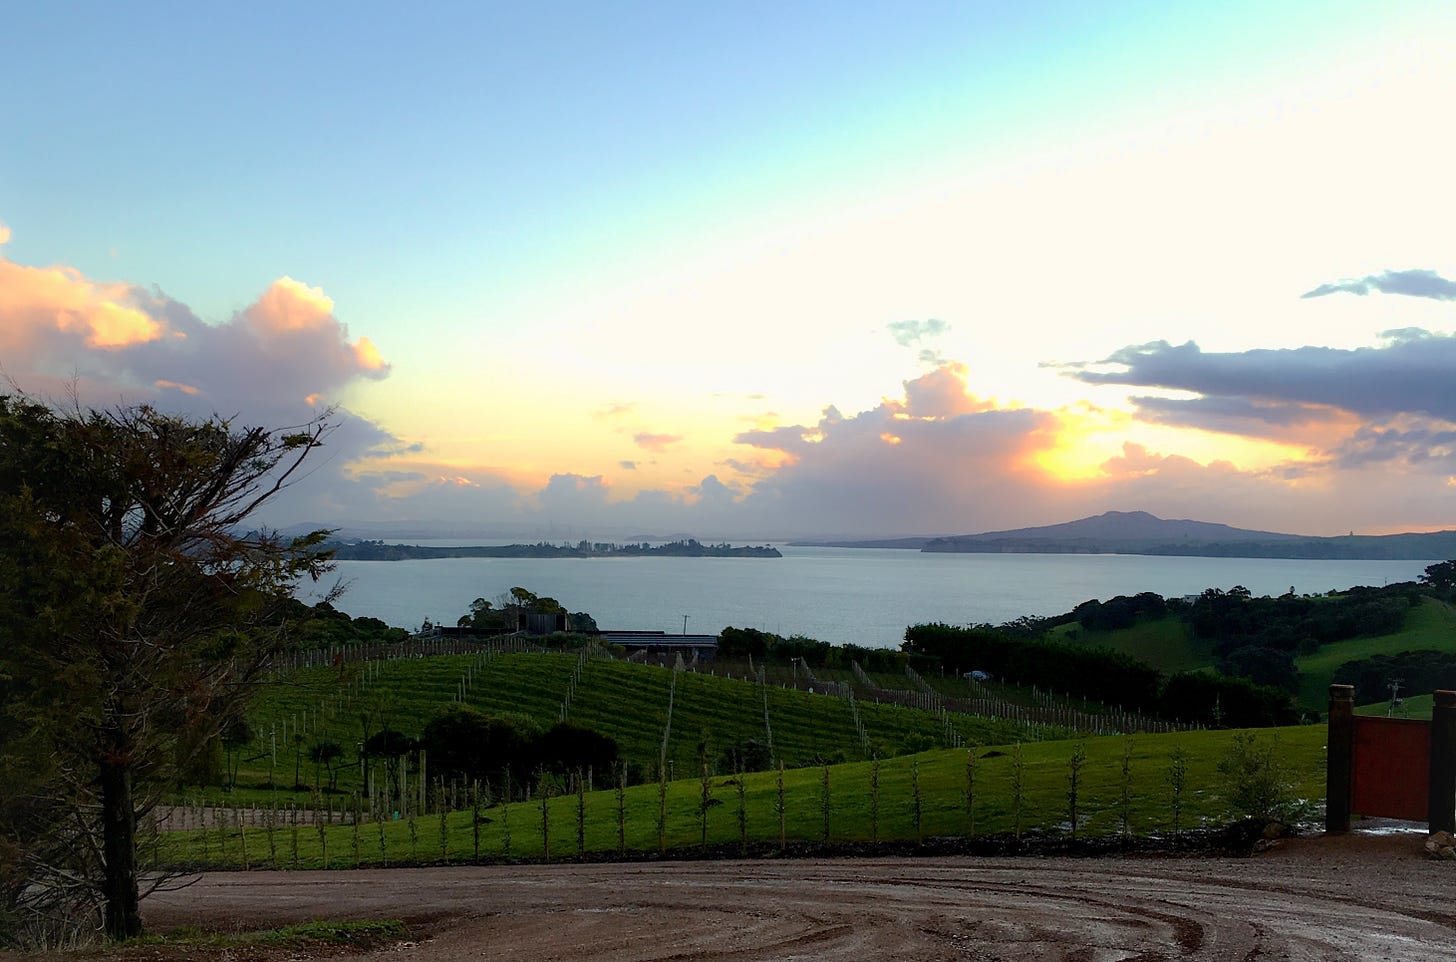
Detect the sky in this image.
<box><xmin>3</xmin><ymin>1</ymin><xmax>1456</xmax><ymax>539</ymax></box>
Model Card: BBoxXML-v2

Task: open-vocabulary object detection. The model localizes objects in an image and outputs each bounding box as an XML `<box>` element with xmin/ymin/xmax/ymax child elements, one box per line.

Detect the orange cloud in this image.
<box><xmin>0</xmin><ymin>260</ymin><xmax>164</xmax><ymax>351</ymax></box>
<box><xmin>634</xmin><ymin>431</ymin><xmax>683</xmax><ymax>452</ymax></box>
<box><xmin>352</xmin><ymin>336</ymin><xmax>386</xmax><ymax>371</ymax></box>
<box><xmin>250</xmin><ymin>276</ymin><xmax>336</xmax><ymax>332</ymax></box>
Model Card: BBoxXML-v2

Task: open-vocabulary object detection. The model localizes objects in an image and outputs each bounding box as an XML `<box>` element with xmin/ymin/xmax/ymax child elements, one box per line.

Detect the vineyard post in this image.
<box><xmin>538</xmin><ymin>774</ymin><xmax>551</xmax><ymax>862</ymax></box>
<box><xmin>734</xmin><ymin>764</ymin><xmax>748</xmax><ymax>855</ymax></box>
<box><xmin>1011</xmin><ymin>743</ymin><xmax>1025</xmax><ymax>844</ymax></box>
<box><xmin>576</xmin><ymin>769</ymin><xmax>586</xmax><ymax>858</ymax></box>
<box><xmin>870</xmin><ymin>757</ymin><xmax>880</xmax><ymax>844</ymax></box>
<box><xmin>775</xmin><ymin>762</ymin><xmax>786</xmax><ymax>850</ymax></box>
<box><xmin>911</xmin><ymin>761</ymin><xmax>923</xmax><ymax>847</ymax></box>
<box><xmin>820</xmin><ymin>764</ymin><xmax>831</xmax><ymax>846</ymax></box>
<box><xmin>1119</xmin><ymin>738</ymin><xmax>1134</xmax><ymax>837</ymax></box>
<box><xmin>698</xmin><ymin>762</ymin><xmax>712</xmax><ymax>848</ymax></box>
<box><xmin>964</xmin><ymin>747</ymin><xmax>976</xmax><ymax>839</ymax></box>
<box><xmin>616</xmin><ymin>762</ymin><xmax>627</xmax><ymax>856</ymax></box>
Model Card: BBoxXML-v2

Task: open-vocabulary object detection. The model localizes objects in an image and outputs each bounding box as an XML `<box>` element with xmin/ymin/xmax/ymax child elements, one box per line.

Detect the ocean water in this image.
<box><xmin>294</xmin><ymin>546</ymin><xmax>1436</xmax><ymax>649</ymax></box>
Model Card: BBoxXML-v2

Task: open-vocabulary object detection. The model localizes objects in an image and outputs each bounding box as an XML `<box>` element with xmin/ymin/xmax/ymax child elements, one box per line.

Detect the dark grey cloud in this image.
<box><xmin>1333</xmin><ymin>425</ymin><xmax>1456</xmax><ymax>469</ymax></box>
<box><xmin>1301</xmin><ymin>269</ymin><xmax>1456</xmax><ymax>301</ymax></box>
<box><xmin>1069</xmin><ymin>332</ymin><xmax>1456</xmax><ymax>421</ymax></box>
<box><xmin>886</xmin><ymin>318</ymin><xmax>949</xmax><ymax>346</ymax></box>
<box><xmin>1129</xmin><ymin>395</ymin><xmax>1338</xmax><ymax>438</ymax></box>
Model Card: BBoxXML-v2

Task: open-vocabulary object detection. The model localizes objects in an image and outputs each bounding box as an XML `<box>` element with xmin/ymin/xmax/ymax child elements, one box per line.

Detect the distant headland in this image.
<box><xmin>327</xmin><ymin>538</ymin><xmax>781</xmax><ymax>560</ymax></box>
<box><xmin>791</xmin><ymin>510</ymin><xmax>1456</xmax><ymax>561</ymax></box>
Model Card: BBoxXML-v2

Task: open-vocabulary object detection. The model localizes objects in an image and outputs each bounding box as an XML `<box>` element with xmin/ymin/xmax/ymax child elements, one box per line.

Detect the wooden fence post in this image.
<box><xmin>1428</xmin><ymin>690</ymin><xmax>1456</xmax><ymax>834</ymax></box>
<box><xmin>1326</xmin><ymin>684</ymin><xmax>1354</xmax><ymax>833</ymax></box>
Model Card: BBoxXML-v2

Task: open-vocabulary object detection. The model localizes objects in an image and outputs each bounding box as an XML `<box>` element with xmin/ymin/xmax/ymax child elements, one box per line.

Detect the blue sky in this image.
<box><xmin>4</xmin><ymin>2</ymin><xmax>1455</xmax><ymax>537</ymax></box>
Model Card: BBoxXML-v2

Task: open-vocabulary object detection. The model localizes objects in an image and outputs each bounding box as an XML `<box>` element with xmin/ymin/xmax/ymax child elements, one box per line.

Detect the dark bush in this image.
<box><xmin>532</xmin><ymin>722</ymin><xmax>618</xmax><ymax>778</ymax></box>
<box><xmin>418</xmin><ymin>707</ymin><xmax>541</xmax><ymax>785</ymax></box>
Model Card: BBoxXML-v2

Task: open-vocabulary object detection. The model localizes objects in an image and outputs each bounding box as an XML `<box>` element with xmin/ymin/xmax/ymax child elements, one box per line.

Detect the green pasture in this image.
<box><xmin>1355</xmin><ymin>694</ymin><xmax>1434</xmax><ymax>719</ymax></box>
<box><xmin>157</xmin><ymin>724</ymin><xmax>1327</xmax><ymax>870</ymax></box>
<box><xmin>1046</xmin><ymin>596</ymin><xmax>1456</xmax><ymax>713</ymax></box>
<box><xmin>1296</xmin><ymin>599</ymin><xmax>1456</xmax><ymax>709</ymax></box>
<box><xmin>1053</xmin><ymin>615</ymin><xmax>1214</xmax><ymax>673</ymax></box>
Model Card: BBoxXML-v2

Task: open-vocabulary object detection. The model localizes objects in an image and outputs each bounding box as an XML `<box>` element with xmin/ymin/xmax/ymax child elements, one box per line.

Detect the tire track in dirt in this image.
<box><xmin>140</xmin><ymin>835</ymin><xmax>1454</xmax><ymax>961</ymax></box>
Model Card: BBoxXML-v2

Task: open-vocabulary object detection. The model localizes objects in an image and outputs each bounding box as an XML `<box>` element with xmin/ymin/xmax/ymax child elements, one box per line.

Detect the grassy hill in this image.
<box><xmin>1050</xmin><ymin>614</ymin><xmax>1214</xmax><ymax>673</ymax></box>
<box><xmin>1294</xmin><ymin>600</ymin><xmax>1456</xmax><ymax>708</ymax></box>
<box><xmin>221</xmin><ymin>648</ymin><xmax>1084</xmax><ymax>806</ymax></box>
<box><xmin>1051</xmin><ymin>595</ymin><xmax>1456</xmax><ymax>712</ymax></box>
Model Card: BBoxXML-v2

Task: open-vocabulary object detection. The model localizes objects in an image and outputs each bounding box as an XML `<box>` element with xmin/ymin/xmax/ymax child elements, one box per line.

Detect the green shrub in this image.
<box><xmin>1216</xmin><ymin>731</ymin><xmax>1312</xmax><ymax>823</ymax></box>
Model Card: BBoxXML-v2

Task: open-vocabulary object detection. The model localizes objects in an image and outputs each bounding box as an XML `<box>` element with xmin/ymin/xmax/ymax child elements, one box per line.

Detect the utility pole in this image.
<box><xmin>682</xmin><ymin>614</ymin><xmax>689</xmax><ymax>636</ymax></box>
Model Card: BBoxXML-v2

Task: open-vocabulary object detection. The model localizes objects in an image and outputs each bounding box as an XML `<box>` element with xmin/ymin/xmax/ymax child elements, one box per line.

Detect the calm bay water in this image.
<box><xmin>295</xmin><ymin>546</ymin><xmax>1436</xmax><ymax>649</ymax></box>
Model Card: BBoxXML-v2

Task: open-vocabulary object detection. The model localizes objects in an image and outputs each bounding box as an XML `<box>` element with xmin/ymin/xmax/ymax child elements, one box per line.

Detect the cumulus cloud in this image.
<box><xmin>729</xmin><ymin>364</ymin><xmax>1070</xmax><ymax>535</ymax></box>
<box><xmin>892</xmin><ymin>362</ymin><xmax>995</xmax><ymax>418</ymax></box>
<box><xmin>0</xmin><ymin>232</ymin><xmax>398</xmax><ymax>525</ymax></box>
<box><xmin>633</xmin><ymin>431</ymin><xmax>683</xmax><ymax>452</ymax></box>
<box><xmin>1301</xmin><ymin>269</ymin><xmax>1456</xmax><ymax>301</ymax></box>
<box><xmin>692</xmin><ymin>474</ymin><xmax>738</xmax><ymax>503</ymax></box>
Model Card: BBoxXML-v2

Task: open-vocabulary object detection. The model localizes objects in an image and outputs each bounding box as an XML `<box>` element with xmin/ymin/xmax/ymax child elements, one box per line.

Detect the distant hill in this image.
<box><xmin>798</xmin><ymin>511</ymin><xmax>1456</xmax><ymax>560</ymax></box>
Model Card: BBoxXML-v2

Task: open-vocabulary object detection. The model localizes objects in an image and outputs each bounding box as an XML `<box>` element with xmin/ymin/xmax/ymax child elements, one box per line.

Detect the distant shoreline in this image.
<box><xmin>790</xmin><ymin>538</ymin><xmax>1453</xmax><ymax>561</ymax></box>
<box><xmin>790</xmin><ymin>509</ymin><xmax>1456</xmax><ymax>561</ymax></box>
<box><xmin>327</xmin><ymin>539</ymin><xmax>782</xmax><ymax>561</ymax></box>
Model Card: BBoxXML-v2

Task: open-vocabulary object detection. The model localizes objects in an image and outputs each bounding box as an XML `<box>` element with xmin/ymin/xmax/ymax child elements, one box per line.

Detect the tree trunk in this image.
<box><xmin>100</xmin><ymin>760</ymin><xmax>141</xmax><ymax>940</ymax></box>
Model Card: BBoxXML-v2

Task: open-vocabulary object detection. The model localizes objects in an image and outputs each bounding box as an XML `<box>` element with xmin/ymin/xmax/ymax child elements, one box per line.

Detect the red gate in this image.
<box><xmin>1327</xmin><ymin>686</ymin><xmax>1456</xmax><ymax>833</ymax></box>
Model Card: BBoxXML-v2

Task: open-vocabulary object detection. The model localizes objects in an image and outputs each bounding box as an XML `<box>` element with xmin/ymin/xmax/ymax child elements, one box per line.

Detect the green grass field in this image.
<box><xmin>1049</xmin><ymin>597</ymin><xmax>1456</xmax><ymax>713</ymax></box>
<box><xmin>1355</xmin><ymin>693</ymin><xmax>1434</xmax><ymax>719</ymax></box>
<box><xmin>156</xmin><ymin>723</ymin><xmax>1327</xmax><ymax>870</ymax></box>
<box><xmin>1296</xmin><ymin>600</ymin><xmax>1456</xmax><ymax>709</ymax></box>
<box><xmin>1053</xmin><ymin>614</ymin><xmax>1215</xmax><ymax>673</ymax></box>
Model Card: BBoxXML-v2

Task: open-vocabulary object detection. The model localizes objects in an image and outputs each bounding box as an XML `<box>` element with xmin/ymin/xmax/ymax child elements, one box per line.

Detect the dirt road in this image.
<box><xmin>140</xmin><ymin>833</ymin><xmax>1452</xmax><ymax>961</ymax></box>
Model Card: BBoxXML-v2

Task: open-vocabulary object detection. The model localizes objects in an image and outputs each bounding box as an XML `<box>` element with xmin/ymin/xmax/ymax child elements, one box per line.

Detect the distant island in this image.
<box><xmin>792</xmin><ymin>510</ymin><xmax>1456</xmax><ymax>560</ymax></box>
<box><xmin>328</xmin><ymin>538</ymin><xmax>781</xmax><ymax>560</ymax></box>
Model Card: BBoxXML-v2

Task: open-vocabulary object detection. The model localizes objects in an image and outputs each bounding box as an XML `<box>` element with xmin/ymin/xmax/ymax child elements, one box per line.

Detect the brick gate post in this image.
<box><xmin>1428</xmin><ymin>690</ymin><xmax>1456</xmax><ymax>834</ymax></box>
<box><xmin>1326</xmin><ymin>684</ymin><xmax>1354</xmax><ymax>833</ymax></box>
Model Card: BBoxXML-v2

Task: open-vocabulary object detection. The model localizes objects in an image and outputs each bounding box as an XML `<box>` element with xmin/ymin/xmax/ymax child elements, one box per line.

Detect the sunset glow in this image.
<box><xmin>3</xmin><ymin>2</ymin><xmax>1455</xmax><ymax>538</ymax></box>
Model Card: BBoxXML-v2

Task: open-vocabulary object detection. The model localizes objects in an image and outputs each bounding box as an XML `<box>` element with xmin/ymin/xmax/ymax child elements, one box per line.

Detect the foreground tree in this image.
<box><xmin>0</xmin><ymin>396</ymin><xmax>333</xmax><ymax>941</ymax></box>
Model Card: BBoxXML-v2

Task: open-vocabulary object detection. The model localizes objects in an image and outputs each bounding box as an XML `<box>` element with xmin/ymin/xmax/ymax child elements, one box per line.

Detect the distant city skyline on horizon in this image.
<box><xmin>3</xmin><ymin>2</ymin><xmax>1455</xmax><ymax>539</ymax></box>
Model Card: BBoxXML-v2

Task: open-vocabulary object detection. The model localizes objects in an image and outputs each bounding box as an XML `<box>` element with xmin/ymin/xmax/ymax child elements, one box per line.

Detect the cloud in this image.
<box><xmin>1301</xmin><ymin>268</ymin><xmax>1456</xmax><ymax>301</ymax></box>
<box><xmin>0</xmin><ymin>259</ymin><xmax>166</xmax><ymax>354</ymax></box>
<box><xmin>0</xmin><ymin>232</ymin><xmax>398</xmax><ymax>526</ymax></box>
<box><xmin>596</xmin><ymin>402</ymin><xmax>637</xmax><ymax>419</ymax></box>
<box><xmin>1333</xmin><ymin>423</ymin><xmax>1456</xmax><ymax>469</ymax></box>
<box><xmin>728</xmin><ymin>364</ymin><xmax>1070</xmax><ymax>535</ymax></box>
<box><xmin>1067</xmin><ymin>332</ymin><xmax>1456</xmax><ymax>422</ymax></box>
<box><xmin>633</xmin><ymin>431</ymin><xmax>683</xmax><ymax>452</ymax></box>
<box><xmin>892</xmin><ymin>362</ymin><xmax>994</xmax><ymax>418</ymax></box>
<box><xmin>886</xmin><ymin>318</ymin><xmax>949</xmax><ymax>346</ymax></box>
<box><xmin>1127</xmin><ymin>394</ymin><xmax>1353</xmax><ymax>441</ymax></box>
<box><xmin>733</xmin><ymin>424</ymin><xmax>815</xmax><ymax>455</ymax></box>
<box><xmin>618</xmin><ymin>460</ymin><xmax>639</xmax><ymax>470</ymax></box>
<box><xmin>692</xmin><ymin>474</ymin><xmax>738</xmax><ymax>503</ymax></box>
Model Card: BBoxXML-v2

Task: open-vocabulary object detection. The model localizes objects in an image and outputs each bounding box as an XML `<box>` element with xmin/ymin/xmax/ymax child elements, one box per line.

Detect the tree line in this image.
<box><xmin>902</xmin><ymin>623</ymin><xmax>1301</xmax><ymax>728</ymax></box>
